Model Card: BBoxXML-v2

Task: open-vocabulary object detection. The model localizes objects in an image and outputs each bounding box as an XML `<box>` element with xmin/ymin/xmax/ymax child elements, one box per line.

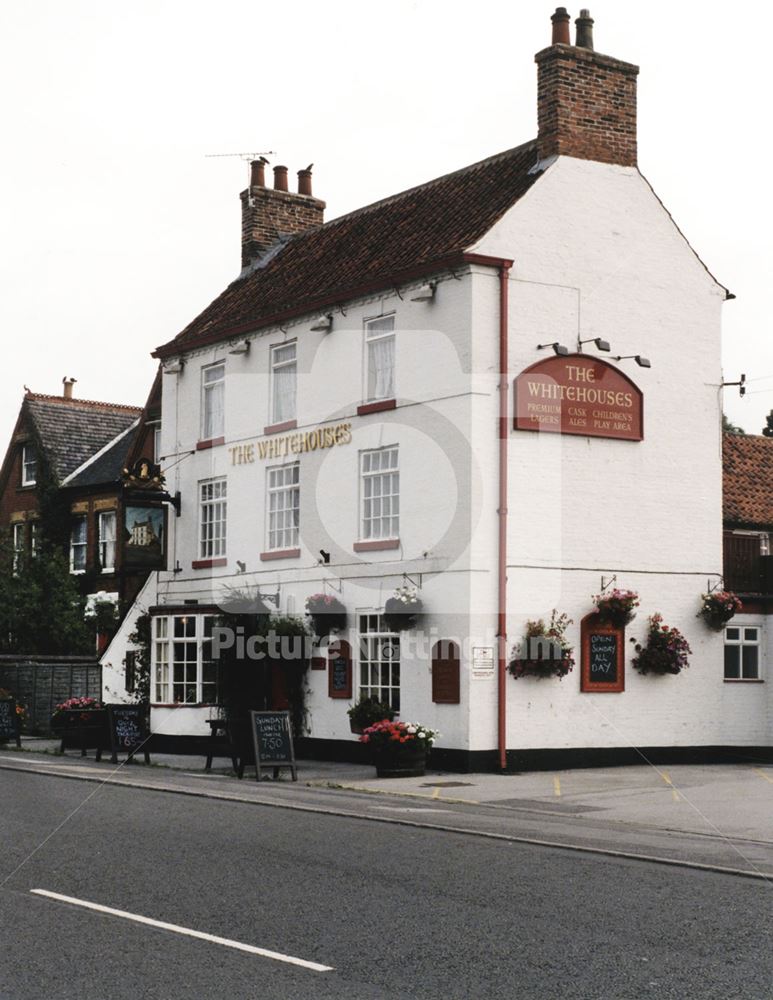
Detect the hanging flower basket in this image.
<box><xmin>631</xmin><ymin>614</ymin><xmax>692</xmax><ymax>675</ymax></box>
<box><xmin>508</xmin><ymin>610</ymin><xmax>575</xmax><ymax>680</ymax></box>
<box><xmin>697</xmin><ymin>591</ymin><xmax>742</xmax><ymax>631</ymax></box>
<box><xmin>305</xmin><ymin>593</ymin><xmax>347</xmax><ymax>635</ymax></box>
<box><xmin>592</xmin><ymin>588</ymin><xmax>640</xmax><ymax>628</ymax></box>
<box><xmin>383</xmin><ymin>586</ymin><xmax>422</xmax><ymax>632</ymax></box>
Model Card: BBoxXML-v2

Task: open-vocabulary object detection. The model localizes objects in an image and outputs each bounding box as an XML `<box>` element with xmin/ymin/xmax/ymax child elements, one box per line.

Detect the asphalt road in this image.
<box><xmin>1</xmin><ymin>770</ymin><xmax>771</xmax><ymax>1000</ymax></box>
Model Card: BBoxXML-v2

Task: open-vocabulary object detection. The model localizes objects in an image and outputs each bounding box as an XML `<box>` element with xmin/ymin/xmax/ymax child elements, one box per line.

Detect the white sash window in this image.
<box><xmin>366</xmin><ymin>316</ymin><xmax>395</xmax><ymax>401</ymax></box>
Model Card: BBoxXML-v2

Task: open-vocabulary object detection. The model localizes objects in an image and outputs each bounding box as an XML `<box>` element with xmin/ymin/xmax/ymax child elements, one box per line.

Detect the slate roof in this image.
<box><xmin>65</xmin><ymin>423</ymin><xmax>138</xmax><ymax>488</ymax></box>
<box><xmin>25</xmin><ymin>395</ymin><xmax>142</xmax><ymax>483</ymax></box>
<box><xmin>155</xmin><ymin>140</ymin><xmax>542</xmax><ymax>356</ymax></box>
<box><xmin>723</xmin><ymin>433</ymin><xmax>773</xmax><ymax>528</ymax></box>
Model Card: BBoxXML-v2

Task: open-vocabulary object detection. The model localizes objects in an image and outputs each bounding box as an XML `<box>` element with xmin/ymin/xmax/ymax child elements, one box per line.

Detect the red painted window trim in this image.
<box><xmin>723</xmin><ymin>678</ymin><xmax>765</xmax><ymax>684</ymax></box>
<box><xmin>263</xmin><ymin>419</ymin><xmax>297</xmax><ymax>435</ymax></box>
<box><xmin>150</xmin><ymin>703</ymin><xmax>219</xmax><ymax>709</ymax></box>
<box><xmin>196</xmin><ymin>436</ymin><xmax>225</xmax><ymax>451</ymax></box>
<box><xmin>353</xmin><ymin>538</ymin><xmax>400</xmax><ymax>552</ymax></box>
<box><xmin>357</xmin><ymin>399</ymin><xmax>396</xmax><ymax>416</ymax></box>
<box><xmin>191</xmin><ymin>557</ymin><xmax>227</xmax><ymax>569</ymax></box>
<box><xmin>260</xmin><ymin>548</ymin><xmax>301</xmax><ymax>561</ymax></box>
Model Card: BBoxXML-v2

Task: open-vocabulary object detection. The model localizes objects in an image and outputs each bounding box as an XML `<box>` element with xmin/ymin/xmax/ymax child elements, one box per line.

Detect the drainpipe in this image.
<box><xmin>498</xmin><ymin>261</ymin><xmax>512</xmax><ymax>772</ymax></box>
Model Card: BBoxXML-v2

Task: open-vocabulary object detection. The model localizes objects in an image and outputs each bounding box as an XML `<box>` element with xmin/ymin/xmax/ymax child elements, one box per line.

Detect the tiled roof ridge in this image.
<box><xmin>314</xmin><ymin>139</ymin><xmax>539</xmax><ymax>235</ymax></box>
<box><xmin>25</xmin><ymin>392</ymin><xmax>143</xmax><ymax>413</ymax></box>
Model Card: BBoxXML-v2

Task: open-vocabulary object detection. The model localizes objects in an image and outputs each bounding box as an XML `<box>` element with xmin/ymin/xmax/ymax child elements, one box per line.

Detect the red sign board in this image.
<box><xmin>513</xmin><ymin>354</ymin><xmax>643</xmax><ymax>441</ymax></box>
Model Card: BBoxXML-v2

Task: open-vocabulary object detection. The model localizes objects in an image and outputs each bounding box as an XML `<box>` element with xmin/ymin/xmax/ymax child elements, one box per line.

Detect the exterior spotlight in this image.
<box><xmin>229</xmin><ymin>340</ymin><xmax>250</xmax><ymax>355</ymax></box>
<box><xmin>310</xmin><ymin>314</ymin><xmax>333</xmax><ymax>332</ymax></box>
<box><xmin>614</xmin><ymin>355</ymin><xmax>651</xmax><ymax>368</ymax></box>
<box><xmin>537</xmin><ymin>342</ymin><xmax>570</xmax><ymax>357</ymax></box>
<box><xmin>410</xmin><ymin>282</ymin><xmax>436</xmax><ymax>302</ymax></box>
<box><xmin>579</xmin><ymin>337</ymin><xmax>611</xmax><ymax>352</ymax></box>
<box><xmin>164</xmin><ymin>360</ymin><xmax>184</xmax><ymax>374</ymax></box>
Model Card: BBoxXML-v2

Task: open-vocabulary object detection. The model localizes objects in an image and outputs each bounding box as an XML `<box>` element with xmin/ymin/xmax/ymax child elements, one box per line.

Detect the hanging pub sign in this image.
<box><xmin>124</xmin><ymin>505</ymin><xmax>166</xmax><ymax>568</ymax></box>
<box><xmin>513</xmin><ymin>354</ymin><xmax>643</xmax><ymax>441</ymax></box>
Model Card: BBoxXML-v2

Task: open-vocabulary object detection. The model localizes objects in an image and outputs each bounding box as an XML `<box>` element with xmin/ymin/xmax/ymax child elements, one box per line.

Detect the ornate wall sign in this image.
<box><xmin>229</xmin><ymin>421</ymin><xmax>352</xmax><ymax>465</ymax></box>
<box><xmin>513</xmin><ymin>354</ymin><xmax>643</xmax><ymax>441</ymax></box>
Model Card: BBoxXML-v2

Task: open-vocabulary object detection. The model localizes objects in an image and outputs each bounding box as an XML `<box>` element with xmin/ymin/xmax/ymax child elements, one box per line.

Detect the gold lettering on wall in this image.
<box><xmin>229</xmin><ymin>422</ymin><xmax>353</xmax><ymax>466</ymax></box>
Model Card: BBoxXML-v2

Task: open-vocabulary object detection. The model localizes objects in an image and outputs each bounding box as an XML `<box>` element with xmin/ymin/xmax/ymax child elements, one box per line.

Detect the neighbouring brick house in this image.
<box><xmin>0</xmin><ymin>374</ymin><xmax>165</xmax><ymax>616</ymax></box>
<box><xmin>722</xmin><ymin>433</ymin><xmax>773</xmax><ymax>682</ymax></box>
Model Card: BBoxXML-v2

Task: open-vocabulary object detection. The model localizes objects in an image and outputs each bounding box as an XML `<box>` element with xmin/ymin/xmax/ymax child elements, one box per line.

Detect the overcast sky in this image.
<box><xmin>1</xmin><ymin>0</ymin><xmax>770</xmax><ymax>446</ymax></box>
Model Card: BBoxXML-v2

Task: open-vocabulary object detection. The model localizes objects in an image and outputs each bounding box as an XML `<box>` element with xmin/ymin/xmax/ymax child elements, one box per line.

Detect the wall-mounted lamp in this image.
<box><xmin>310</xmin><ymin>314</ymin><xmax>333</xmax><ymax>332</ymax></box>
<box><xmin>319</xmin><ymin>549</ymin><xmax>331</xmax><ymax>564</ymax></box>
<box><xmin>579</xmin><ymin>337</ymin><xmax>611</xmax><ymax>352</ymax></box>
<box><xmin>229</xmin><ymin>340</ymin><xmax>250</xmax><ymax>355</ymax></box>
<box><xmin>537</xmin><ymin>342</ymin><xmax>570</xmax><ymax>357</ymax></box>
<box><xmin>614</xmin><ymin>355</ymin><xmax>651</xmax><ymax>368</ymax></box>
<box><xmin>722</xmin><ymin>374</ymin><xmax>746</xmax><ymax>397</ymax></box>
<box><xmin>410</xmin><ymin>282</ymin><xmax>436</xmax><ymax>302</ymax></box>
<box><xmin>164</xmin><ymin>360</ymin><xmax>185</xmax><ymax>375</ymax></box>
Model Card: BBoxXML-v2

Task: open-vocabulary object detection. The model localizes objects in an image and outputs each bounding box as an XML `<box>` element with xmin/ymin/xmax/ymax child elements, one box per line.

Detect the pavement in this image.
<box><xmin>3</xmin><ymin>735</ymin><xmax>772</xmax><ymax>858</ymax></box>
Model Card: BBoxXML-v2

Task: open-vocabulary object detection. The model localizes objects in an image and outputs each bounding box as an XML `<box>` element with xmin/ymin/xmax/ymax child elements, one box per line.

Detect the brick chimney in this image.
<box><xmin>535</xmin><ymin>8</ymin><xmax>639</xmax><ymax>167</ymax></box>
<box><xmin>240</xmin><ymin>160</ymin><xmax>325</xmax><ymax>271</ymax></box>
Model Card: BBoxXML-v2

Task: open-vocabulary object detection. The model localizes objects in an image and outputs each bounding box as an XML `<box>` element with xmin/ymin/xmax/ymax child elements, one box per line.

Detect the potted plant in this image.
<box><xmin>592</xmin><ymin>588</ymin><xmax>640</xmax><ymax>628</ymax></box>
<box><xmin>347</xmin><ymin>695</ymin><xmax>397</xmax><ymax>734</ymax></box>
<box><xmin>305</xmin><ymin>593</ymin><xmax>347</xmax><ymax>635</ymax></box>
<box><xmin>698</xmin><ymin>591</ymin><xmax>742</xmax><ymax>631</ymax></box>
<box><xmin>508</xmin><ymin>611</ymin><xmax>575</xmax><ymax>679</ymax></box>
<box><xmin>50</xmin><ymin>696</ymin><xmax>108</xmax><ymax>754</ymax></box>
<box><xmin>630</xmin><ymin>614</ymin><xmax>692</xmax><ymax>675</ymax></box>
<box><xmin>383</xmin><ymin>585</ymin><xmax>422</xmax><ymax>632</ymax></box>
<box><xmin>360</xmin><ymin>719</ymin><xmax>438</xmax><ymax>777</ymax></box>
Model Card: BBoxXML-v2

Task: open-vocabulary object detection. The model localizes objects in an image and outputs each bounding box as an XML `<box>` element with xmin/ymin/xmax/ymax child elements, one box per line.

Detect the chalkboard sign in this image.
<box><xmin>0</xmin><ymin>698</ymin><xmax>20</xmax><ymax>747</ymax></box>
<box><xmin>581</xmin><ymin>614</ymin><xmax>625</xmax><ymax>692</ymax></box>
<box><xmin>107</xmin><ymin>704</ymin><xmax>150</xmax><ymax>764</ymax></box>
<box><xmin>249</xmin><ymin>710</ymin><xmax>297</xmax><ymax>781</ymax></box>
<box><xmin>590</xmin><ymin>633</ymin><xmax>618</xmax><ymax>683</ymax></box>
<box><xmin>328</xmin><ymin>639</ymin><xmax>352</xmax><ymax>699</ymax></box>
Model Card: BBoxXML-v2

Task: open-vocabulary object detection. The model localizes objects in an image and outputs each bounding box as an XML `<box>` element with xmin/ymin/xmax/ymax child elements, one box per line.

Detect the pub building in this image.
<box><xmin>102</xmin><ymin>10</ymin><xmax>771</xmax><ymax>770</ymax></box>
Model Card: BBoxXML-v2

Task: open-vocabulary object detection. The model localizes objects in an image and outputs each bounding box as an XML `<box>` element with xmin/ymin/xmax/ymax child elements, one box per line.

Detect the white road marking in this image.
<box><xmin>30</xmin><ymin>889</ymin><xmax>333</xmax><ymax>972</ymax></box>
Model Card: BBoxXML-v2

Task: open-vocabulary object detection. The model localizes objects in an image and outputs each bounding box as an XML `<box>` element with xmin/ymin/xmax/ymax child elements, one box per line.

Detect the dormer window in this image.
<box><xmin>21</xmin><ymin>445</ymin><xmax>36</xmax><ymax>486</ymax></box>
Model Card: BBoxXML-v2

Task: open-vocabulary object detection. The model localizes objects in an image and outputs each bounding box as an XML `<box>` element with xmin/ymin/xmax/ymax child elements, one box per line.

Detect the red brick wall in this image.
<box><xmin>241</xmin><ymin>187</ymin><xmax>325</xmax><ymax>268</ymax></box>
<box><xmin>535</xmin><ymin>45</ymin><xmax>639</xmax><ymax>167</ymax></box>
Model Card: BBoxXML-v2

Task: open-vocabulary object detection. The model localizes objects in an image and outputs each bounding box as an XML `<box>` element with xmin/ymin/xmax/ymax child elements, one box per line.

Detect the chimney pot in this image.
<box><xmin>575</xmin><ymin>9</ymin><xmax>594</xmax><ymax>49</ymax></box>
<box><xmin>297</xmin><ymin>165</ymin><xmax>313</xmax><ymax>196</ymax></box>
<box><xmin>62</xmin><ymin>377</ymin><xmax>77</xmax><ymax>400</ymax></box>
<box><xmin>273</xmin><ymin>165</ymin><xmax>289</xmax><ymax>192</ymax></box>
<box><xmin>551</xmin><ymin>6</ymin><xmax>571</xmax><ymax>45</ymax></box>
<box><xmin>250</xmin><ymin>159</ymin><xmax>266</xmax><ymax>187</ymax></box>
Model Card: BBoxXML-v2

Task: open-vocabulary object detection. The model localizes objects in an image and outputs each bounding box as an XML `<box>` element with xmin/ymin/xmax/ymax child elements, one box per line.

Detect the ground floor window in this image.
<box><xmin>152</xmin><ymin>614</ymin><xmax>217</xmax><ymax>704</ymax></box>
<box><xmin>724</xmin><ymin>625</ymin><xmax>761</xmax><ymax>680</ymax></box>
<box><xmin>358</xmin><ymin>613</ymin><xmax>400</xmax><ymax>711</ymax></box>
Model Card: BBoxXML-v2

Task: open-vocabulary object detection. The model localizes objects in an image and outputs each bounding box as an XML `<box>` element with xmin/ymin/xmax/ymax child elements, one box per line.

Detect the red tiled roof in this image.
<box><xmin>155</xmin><ymin>141</ymin><xmax>542</xmax><ymax>357</ymax></box>
<box><xmin>723</xmin><ymin>432</ymin><xmax>773</xmax><ymax>528</ymax></box>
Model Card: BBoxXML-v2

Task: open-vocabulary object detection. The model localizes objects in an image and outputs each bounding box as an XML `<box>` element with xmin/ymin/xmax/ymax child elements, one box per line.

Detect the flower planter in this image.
<box><xmin>349</xmin><ymin>719</ymin><xmax>363</xmax><ymax>735</ymax></box>
<box><xmin>51</xmin><ymin>709</ymin><xmax>109</xmax><ymax>755</ymax></box>
<box><xmin>310</xmin><ymin>611</ymin><xmax>347</xmax><ymax>636</ymax></box>
<box><xmin>373</xmin><ymin>742</ymin><xmax>427</xmax><ymax>778</ymax></box>
<box><xmin>508</xmin><ymin>658</ymin><xmax>573</xmax><ymax>680</ymax></box>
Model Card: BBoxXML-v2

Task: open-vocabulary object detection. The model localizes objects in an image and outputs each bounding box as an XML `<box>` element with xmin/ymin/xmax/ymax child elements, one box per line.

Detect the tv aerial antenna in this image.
<box><xmin>205</xmin><ymin>151</ymin><xmax>277</xmax><ymax>185</ymax></box>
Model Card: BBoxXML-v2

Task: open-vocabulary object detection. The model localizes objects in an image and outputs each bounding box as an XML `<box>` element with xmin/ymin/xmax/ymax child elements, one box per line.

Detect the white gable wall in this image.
<box><xmin>466</xmin><ymin>157</ymin><xmax>767</xmax><ymax>752</ymax></box>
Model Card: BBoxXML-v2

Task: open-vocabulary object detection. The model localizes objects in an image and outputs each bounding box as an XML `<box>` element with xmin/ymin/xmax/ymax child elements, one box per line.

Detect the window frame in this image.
<box><xmin>21</xmin><ymin>445</ymin><xmax>36</xmax><ymax>487</ymax></box>
<box><xmin>358</xmin><ymin>612</ymin><xmax>400</xmax><ymax>712</ymax></box>
<box><xmin>266</xmin><ymin>462</ymin><xmax>300</xmax><ymax>552</ymax></box>
<box><xmin>98</xmin><ymin>510</ymin><xmax>117</xmax><ymax>573</ymax></box>
<box><xmin>151</xmin><ymin>614</ymin><xmax>218</xmax><ymax>705</ymax></box>
<box><xmin>359</xmin><ymin>446</ymin><xmax>400</xmax><ymax>542</ymax></box>
<box><xmin>364</xmin><ymin>314</ymin><xmax>396</xmax><ymax>403</ymax></box>
<box><xmin>12</xmin><ymin>523</ymin><xmax>25</xmax><ymax>573</ymax></box>
<box><xmin>198</xmin><ymin>477</ymin><xmax>227</xmax><ymax>560</ymax></box>
<box><xmin>69</xmin><ymin>514</ymin><xmax>88</xmax><ymax>574</ymax></box>
<box><xmin>200</xmin><ymin>361</ymin><xmax>225</xmax><ymax>442</ymax></box>
<box><xmin>724</xmin><ymin>624</ymin><xmax>762</xmax><ymax>681</ymax></box>
<box><xmin>269</xmin><ymin>341</ymin><xmax>298</xmax><ymax>426</ymax></box>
